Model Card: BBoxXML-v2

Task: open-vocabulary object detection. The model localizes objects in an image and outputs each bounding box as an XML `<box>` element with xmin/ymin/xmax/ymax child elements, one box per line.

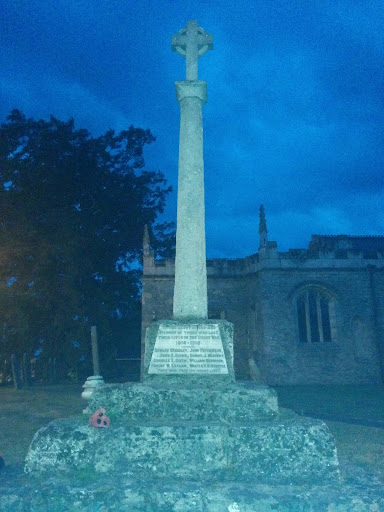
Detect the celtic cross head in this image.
<box><xmin>171</xmin><ymin>20</ymin><xmax>213</xmax><ymax>80</ymax></box>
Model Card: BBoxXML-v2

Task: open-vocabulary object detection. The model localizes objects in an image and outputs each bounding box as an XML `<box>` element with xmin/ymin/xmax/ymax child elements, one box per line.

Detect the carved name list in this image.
<box><xmin>148</xmin><ymin>324</ymin><xmax>228</xmax><ymax>375</ymax></box>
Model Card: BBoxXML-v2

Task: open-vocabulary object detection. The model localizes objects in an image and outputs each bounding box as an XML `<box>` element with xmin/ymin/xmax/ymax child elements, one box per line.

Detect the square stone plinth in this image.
<box><xmin>143</xmin><ymin>319</ymin><xmax>235</xmax><ymax>386</ymax></box>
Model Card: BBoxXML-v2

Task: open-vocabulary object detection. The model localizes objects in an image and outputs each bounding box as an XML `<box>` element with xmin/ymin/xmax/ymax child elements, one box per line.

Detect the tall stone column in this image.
<box><xmin>173</xmin><ymin>80</ymin><xmax>208</xmax><ymax>319</ymax></box>
<box><xmin>171</xmin><ymin>20</ymin><xmax>213</xmax><ymax>320</ymax></box>
<box><xmin>143</xmin><ymin>21</ymin><xmax>235</xmax><ymax>386</ymax></box>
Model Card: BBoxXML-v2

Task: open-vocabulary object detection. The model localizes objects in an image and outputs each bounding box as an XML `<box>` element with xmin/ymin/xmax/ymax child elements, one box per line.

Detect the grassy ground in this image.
<box><xmin>0</xmin><ymin>383</ymin><xmax>84</xmax><ymax>467</ymax></box>
<box><xmin>275</xmin><ymin>385</ymin><xmax>384</xmax><ymax>480</ymax></box>
<box><xmin>0</xmin><ymin>383</ymin><xmax>383</xmax><ymax>480</ymax></box>
<box><xmin>275</xmin><ymin>385</ymin><xmax>384</xmax><ymax>421</ymax></box>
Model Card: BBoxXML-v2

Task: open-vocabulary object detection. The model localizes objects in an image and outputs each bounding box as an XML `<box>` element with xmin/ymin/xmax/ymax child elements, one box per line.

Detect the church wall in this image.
<box><xmin>141</xmin><ymin>246</ymin><xmax>384</xmax><ymax>385</ymax></box>
<box><xmin>207</xmin><ymin>275</ymin><xmax>251</xmax><ymax>379</ymax></box>
<box><xmin>246</xmin><ymin>273</ymin><xmax>264</xmax><ymax>379</ymax></box>
<box><xmin>257</xmin><ymin>268</ymin><xmax>382</xmax><ymax>385</ymax></box>
<box><xmin>141</xmin><ymin>275</ymin><xmax>174</xmax><ymax>371</ymax></box>
<box><xmin>141</xmin><ymin>271</ymin><xmax>253</xmax><ymax>380</ymax></box>
<box><xmin>371</xmin><ymin>268</ymin><xmax>384</xmax><ymax>376</ymax></box>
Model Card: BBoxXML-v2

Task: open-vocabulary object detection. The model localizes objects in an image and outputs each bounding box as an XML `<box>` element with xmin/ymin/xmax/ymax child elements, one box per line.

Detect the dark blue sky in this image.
<box><xmin>1</xmin><ymin>0</ymin><xmax>383</xmax><ymax>258</ymax></box>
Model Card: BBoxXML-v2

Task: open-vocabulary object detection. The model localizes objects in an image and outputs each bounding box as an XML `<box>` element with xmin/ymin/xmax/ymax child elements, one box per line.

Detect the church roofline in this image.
<box><xmin>311</xmin><ymin>234</ymin><xmax>384</xmax><ymax>239</ymax></box>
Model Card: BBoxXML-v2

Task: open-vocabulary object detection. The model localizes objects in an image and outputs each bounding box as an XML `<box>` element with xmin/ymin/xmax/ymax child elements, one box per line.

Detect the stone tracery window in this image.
<box><xmin>296</xmin><ymin>287</ymin><xmax>336</xmax><ymax>343</ymax></box>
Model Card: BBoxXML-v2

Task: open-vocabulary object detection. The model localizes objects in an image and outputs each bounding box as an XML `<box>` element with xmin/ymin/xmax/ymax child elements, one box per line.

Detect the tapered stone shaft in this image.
<box><xmin>173</xmin><ymin>81</ymin><xmax>208</xmax><ymax>319</ymax></box>
<box><xmin>171</xmin><ymin>20</ymin><xmax>212</xmax><ymax>320</ymax></box>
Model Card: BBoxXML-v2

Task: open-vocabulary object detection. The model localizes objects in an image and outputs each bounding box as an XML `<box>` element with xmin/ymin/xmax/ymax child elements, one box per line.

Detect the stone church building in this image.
<box><xmin>141</xmin><ymin>207</ymin><xmax>384</xmax><ymax>385</ymax></box>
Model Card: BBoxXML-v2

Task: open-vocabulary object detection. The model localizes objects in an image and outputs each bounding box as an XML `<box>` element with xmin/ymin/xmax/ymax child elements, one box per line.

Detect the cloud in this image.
<box><xmin>0</xmin><ymin>70</ymin><xmax>132</xmax><ymax>134</ymax></box>
<box><xmin>1</xmin><ymin>0</ymin><xmax>383</xmax><ymax>258</ymax></box>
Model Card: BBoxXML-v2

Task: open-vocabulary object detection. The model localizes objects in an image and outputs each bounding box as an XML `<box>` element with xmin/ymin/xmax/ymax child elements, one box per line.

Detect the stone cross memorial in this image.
<box><xmin>144</xmin><ymin>21</ymin><xmax>235</xmax><ymax>383</ymax></box>
<box><xmin>19</xmin><ymin>21</ymin><xmax>383</xmax><ymax>511</ymax></box>
<box><xmin>172</xmin><ymin>19</ymin><xmax>212</xmax><ymax>319</ymax></box>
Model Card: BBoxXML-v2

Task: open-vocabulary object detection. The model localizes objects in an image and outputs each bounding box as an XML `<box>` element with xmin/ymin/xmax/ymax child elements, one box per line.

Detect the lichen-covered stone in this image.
<box><xmin>85</xmin><ymin>381</ymin><xmax>279</xmax><ymax>422</ymax></box>
<box><xmin>1</xmin><ymin>465</ymin><xmax>384</xmax><ymax>511</ymax></box>
<box><xmin>25</xmin><ymin>411</ymin><xmax>339</xmax><ymax>484</ymax></box>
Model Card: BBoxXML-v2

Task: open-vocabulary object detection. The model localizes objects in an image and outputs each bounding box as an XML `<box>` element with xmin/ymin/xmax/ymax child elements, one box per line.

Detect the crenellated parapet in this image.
<box><xmin>143</xmin><ymin>233</ymin><xmax>384</xmax><ymax>278</ymax></box>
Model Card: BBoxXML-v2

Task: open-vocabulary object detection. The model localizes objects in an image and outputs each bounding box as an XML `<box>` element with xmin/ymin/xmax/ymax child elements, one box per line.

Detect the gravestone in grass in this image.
<box><xmin>11</xmin><ymin>353</ymin><xmax>22</xmax><ymax>390</ymax></box>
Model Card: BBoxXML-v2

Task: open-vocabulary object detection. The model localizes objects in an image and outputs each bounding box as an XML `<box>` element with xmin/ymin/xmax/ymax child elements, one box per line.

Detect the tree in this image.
<box><xmin>0</xmin><ymin>109</ymin><xmax>174</xmax><ymax>379</ymax></box>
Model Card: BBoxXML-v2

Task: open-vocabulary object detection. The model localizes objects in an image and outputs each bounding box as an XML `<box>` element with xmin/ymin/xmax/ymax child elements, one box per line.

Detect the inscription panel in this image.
<box><xmin>148</xmin><ymin>324</ymin><xmax>228</xmax><ymax>374</ymax></box>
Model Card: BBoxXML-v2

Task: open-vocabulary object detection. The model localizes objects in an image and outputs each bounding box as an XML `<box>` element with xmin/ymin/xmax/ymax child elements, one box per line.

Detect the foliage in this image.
<box><xmin>0</xmin><ymin>110</ymin><xmax>174</xmax><ymax>376</ymax></box>
<box><xmin>149</xmin><ymin>221</ymin><xmax>176</xmax><ymax>260</ymax></box>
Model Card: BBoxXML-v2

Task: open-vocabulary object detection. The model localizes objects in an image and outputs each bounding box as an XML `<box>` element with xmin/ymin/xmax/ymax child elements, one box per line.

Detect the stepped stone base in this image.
<box><xmin>10</xmin><ymin>378</ymin><xmax>384</xmax><ymax>511</ymax></box>
<box><xmin>25</xmin><ymin>382</ymin><xmax>339</xmax><ymax>484</ymax></box>
<box><xmin>17</xmin><ymin>361</ymin><xmax>383</xmax><ymax>511</ymax></box>
<box><xmin>84</xmin><ymin>381</ymin><xmax>279</xmax><ymax>422</ymax></box>
<box><xmin>24</xmin><ymin>410</ymin><xmax>338</xmax><ymax>483</ymax></box>
<box><xmin>1</xmin><ymin>465</ymin><xmax>384</xmax><ymax>512</ymax></box>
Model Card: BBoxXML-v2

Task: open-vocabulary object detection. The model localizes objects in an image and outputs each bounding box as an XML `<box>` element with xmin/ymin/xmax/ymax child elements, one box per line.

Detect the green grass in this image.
<box><xmin>326</xmin><ymin>420</ymin><xmax>384</xmax><ymax>480</ymax></box>
<box><xmin>0</xmin><ymin>383</ymin><xmax>383</xmax><ymax>481</ymax></box>
<box><xmin>274</xmin><ymin>385</ymin><xmax>384</xmax><ymax>480</ymax></box>
<box><xmin>274</xmin><ymin>385</ymin><xmax>384</xmax><ymax>421</ymax></box>
<box><xmin>0</xmin><ymin>383</ymin><xmax>84</xmax><ymax>466</ymax></box>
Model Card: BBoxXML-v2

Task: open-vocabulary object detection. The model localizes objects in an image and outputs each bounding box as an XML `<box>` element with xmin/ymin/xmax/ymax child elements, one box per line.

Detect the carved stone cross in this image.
<box><xmin>171</xmin><ymin>20</ymin><xmax>213</xmax><ymax>80</ymax></box>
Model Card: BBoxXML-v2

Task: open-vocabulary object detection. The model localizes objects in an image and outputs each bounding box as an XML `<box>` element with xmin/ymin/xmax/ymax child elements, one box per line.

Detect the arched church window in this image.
<box><xmin>296</xmin><ymin>287</ymin><xmax>335</xmax><ymax>343</ymax></box>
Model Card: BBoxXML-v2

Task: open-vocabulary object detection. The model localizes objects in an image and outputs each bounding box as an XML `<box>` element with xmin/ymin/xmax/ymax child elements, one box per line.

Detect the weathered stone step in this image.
<box><xmin>2</xmin><ymin>466</ymin><xmax>384</xmax><ymax>512</ymax></box>
<box><xmin>85</xmin><ymin>381</ymin><xmax>279</xmax><ymax>422</ymax></box>
<box><xmin>25</xmin><ymin>411</ymin><xmax>338</xmax><ymax>484</ymax></box>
